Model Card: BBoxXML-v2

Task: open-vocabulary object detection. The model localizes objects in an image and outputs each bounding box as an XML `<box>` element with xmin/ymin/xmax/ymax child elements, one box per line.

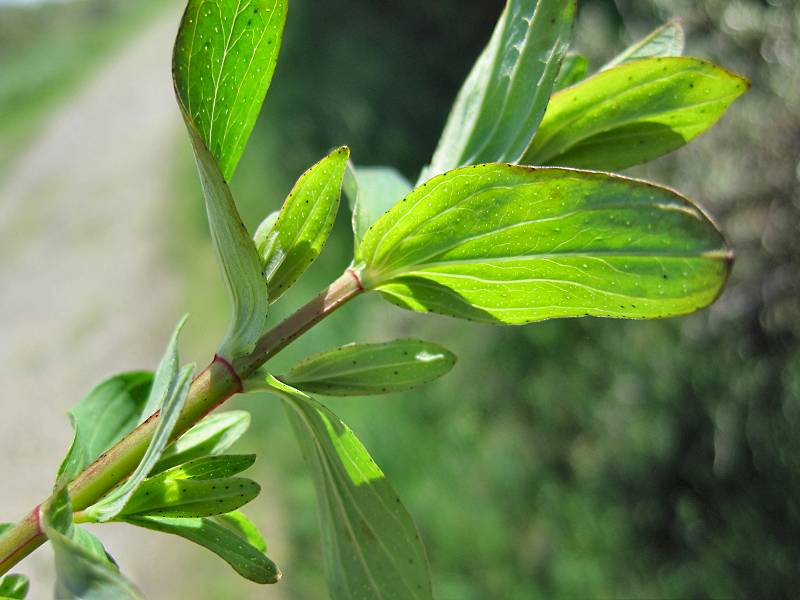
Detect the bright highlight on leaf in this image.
<box><xmin>427</xmin><ymin>0</ymin><xmax>576</xmax><ymax>176</ymax></box>
<box><xmin>264</xmin><ymin>376</ymin><xmax>434</xmax><ymax>600</ymax></box>
<box><xmin>258</xmin><ymin>147</ymin><xmax>350</xmax><ymax>302</ymax></box>
<box><xmin>173</xmin><ymin>0</ymin><xmax>288</xmax><ymax>181</ymax></box>
<box><xmin>283</xmin><ymin>339</ymin><xmax>456</xmax><ymax>396</ymax></box>
<box><xmin>602</xmin><ymin>19</ymin><xmax>685</xmax><ymax>70</ymax></box>
<box><xmin>522</xmin><ymin>57</ymin><xmax>748</xmax><ymax>171</ymax></box>
<box><xmin>0</xmin><ymin>574</ymin><xmax>29</xmax><ymax>599</ymax></box>
<box><xmin>213</xmin><ymin>511</ymin><xmax>267</xmax><ymax>553</ymax></box>
<box><xmin>357</xmin><ymin>164</ymin><xmax>732</xmax><ymax>324</ymax></box>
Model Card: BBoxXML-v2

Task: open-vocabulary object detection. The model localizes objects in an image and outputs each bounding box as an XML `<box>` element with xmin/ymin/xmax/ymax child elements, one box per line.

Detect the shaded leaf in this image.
<box><xmin>603</xmin><ymin>19</ymin><xmax>685</xmax><ymax>70</ymax></box>
<box><xmin>0</xmin><ymin>574</ymin><xmax>28</xmax><ymax>599</ymax></box>
<box><xmin>554</xmin><ymin>52</ymin><xmax>588</xmax><ymax>91</ymax></box>
<box><xmin>257</xmin><ymin>147</ymin><xmax>350</xmax><ymax>302</ymax></box>
<box><xmin>265</xmin><ymin>376</ymin><xmax>433</xmax><ymax>600</ymax></box>
<box><xmin>126</xmin><ymin>516</ymin><xmax>280</xmax><ymax>584</ymax></box>
<box><xmin>428</xmin><ymin>0</ymin><xmax>576</xmax><ymax>175</ymax></box>
<box><xmin>344</xmin><ymin>164</ymin><xmax>413</xmax><ymax>249</ymax></box>
<box><xmin>148</xmin><ymin>455</ymin><xmax>256</xmax><ymax>483</ymax></box>
<box><xmin>213</xmin><ymin>511</ymin><xmax>267</xmax><ymax>553</ymax></box>
<box><xmin>153</xmin><ymin>411</ymin><xmax>251</xmax><ymax>474</ymax></box>
<box><xmin>173</xmin><ymin>0</ymin><xmax>288</xmax><ymax>181</ymax></box>
<box><xmin>56</xmin><ymin>372</ymin><xmax>153</xmax><ymax>486</ymax></box>
<box><xmin>522</xmin><ymin>57</ymin><xmax>748</xmax><ymax>171</ymax></box>
<box><xmin>120</xmin><ymin>477</ymin><xmax>260</xmax><ymax>519</ymax></box>
<box><xmin>283</xmin><ymin>340</ymin><xmax>456</xmax><ymax>396</ymax></box>
<box><xmin>356</xmin><ymin>164</ymin><xmax>731</xmax><ymax>324</ymax></box>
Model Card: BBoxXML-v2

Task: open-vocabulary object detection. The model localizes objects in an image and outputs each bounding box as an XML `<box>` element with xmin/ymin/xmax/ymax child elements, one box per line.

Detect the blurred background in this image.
<box><xmin>0</xmin><ymin>0</ymin><xmax>798</xmax><ymax>598</ymax></box>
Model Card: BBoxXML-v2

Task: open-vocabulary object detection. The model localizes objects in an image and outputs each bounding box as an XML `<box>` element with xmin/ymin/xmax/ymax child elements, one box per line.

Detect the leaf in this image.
<box><xmin>344</xmin><ymin>164</ymin><xmax>413</xmax><ymax>249</ymax></box>
<box><xmin>427</xmin><ymin>0</ymin><xmax>576</xmax><ymax>175</ymax></box>
<box><xmin>86</xmin><ymin>320</ymin><xmax>195</xmax><ymax>522</ymax></box>
<box><xmin>152</xmin><ymin>411</ymin><xmax>251</xmax><ymax>474</ymax></box>
<box><xmin>0</xmin><ymin>575</ymin><xmax>28</xmax><ymax>599</ymax></box>
<box><xmin>43</xmin><ymin>488</ymin><xmax>141</xmax><ymax>599</ymax></box>
<box><xmin>355</xmin><ymin>164</ymin><xmax>732</xmax><ymax>324</ymax></box>
<box><xmin>0</xmin><ymin>523</ymin><xmax>11</xmax><ymax>536</ymax></box>
<box><xmin>119</xmin><ymin>477</ymin><xmax>260</xmax><ymax>519</ymax></box>
<box><xmin>140</xmin><ymin>316</ymin><xmax>188</xmax><ymax>419</ymax></box>
<box><xmin>265</xmin><ymin>376</ymin><xmax>433</xmax><ymax>600</ymax></box>
<box><xmin>56</xmin><ymin>372</ymin><xmax>154</xmax><ymax>486</ymax></box>
<box><xmin>283</xmin><ymin>340</ymin><xmax>456</xmax><ymax>396</ymax></box>
<box><xmin>187</xmin><ymin>124</ymin><xmax>270</xmax><ymax>359</ymax></box>
<box><xmin>126</xmin><ymin>516</ymin><xmax>280</xmax><ymax>584</ymax></box>
<box><xmin>257</xmin><ymin>147</ymin><xmax>350</xmax><ymax>302</ymax></box>
<box><xmin>554</xmin><ymin>52</ymin><xmax>588</xmax><ymax>91</ymax></box>
<box><xmin>148</xmin><ymin>455</ymin><xmax>256</xmax><ymax>482</ymax></box>
<box><xmin>173</xmin><ymin>0</ymin><xmax>288</xmax><ymax>181</ymax></box>
<box><xmin>213</xmin><ymin>511</ymin><xmax>267</xmax><ymax>553</ymax></box>
<box><xmin>603</xmin><ymin>19</ymin><xmax>685</xmax><ymax>70</ymax></box>
<box><xmin>521</xmin><ymin>57</ymin><xmax>748</xmax><ymax>171</ymax></box>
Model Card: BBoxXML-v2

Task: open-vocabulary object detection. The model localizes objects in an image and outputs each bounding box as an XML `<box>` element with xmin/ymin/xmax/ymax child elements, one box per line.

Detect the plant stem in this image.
<box><xmin>0</xmin><ymin>269</ymin><xmax>364</xmax><ymax>576</ymax></box>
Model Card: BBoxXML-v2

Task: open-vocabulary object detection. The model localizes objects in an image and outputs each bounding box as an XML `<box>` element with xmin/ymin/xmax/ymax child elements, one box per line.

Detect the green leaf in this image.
<box><xmin>283</xmin><ymin>340</ymin><xmax>456</xmax><ymax>396</ymax></box>
<box><xmin>152</xmin><ymin>411</ymin><xmax>251</xmax><ymax>474</ymax></box>
<box><xmin>148</xmin><ymin>455</ymin><xmax>256</xmax><ymax>482</ymax></box>
<box><xmin>257</xmin><ymin>147</ymin><xmax>350</xmax><ymax>302</ymax></box>
<box><xmin>554</xmin><ymin>52</ymin><xmax>588</xmax><ymax>91</ymax></box>
<box><xmin>0</xmin><ymin>523</ymin><xmax>11</xmax><ymax>536</ymax></box>
<box><xmin>173</xmin><ymin>0</ymin><xmax>288</xmax><ymax>181</ymax></box>
<box><xmin>603</xmin><ymin>19</ymin><xmax>685</xmax><ymax>70</ymax></box>
<box><xmin>427</xmin><ymin>0</ymin><xmax>576</xmax><ymax>175</ymax></box>
<box><xmin>356</xmin><ymin>164</ymin><xmax>732</xmax><ymax>324</ymax></box>
<box><xmin>265</xmin><ymin>376</ymin><xmax>433</xmax><ymax>600</ymax></box>
<box><xmin>344</xmin><ymin>164</ymin><xmax>413</xmax><ymax>249</ymax></box>
<box><xmin>187</xmin><ymin>125</ymin><xmax>270</xmax><ymax>359</ymax></box>
<box><xmin>213</xmin><ymin>511</ymin><xmax>267</xmax><ymax>553</ymax></box>
<box><xmin>140</xmin><ymin>316</ymin><xmax>188</xmax><ymax>419</ymax></box>
<box><xmin>126</xmin><ymin>516</ymin><xmax>280</xmax><ymax>584</ymax></box>
<box><xmin>521</xmin><ymin>57</ymin><xmax>748</xmax><ymax>171</ymax></box>
<box><xmin>0</xmin><ymin>575</ymin><xmax>28</xmax><ymax>599</ymax></box>
<box><xmin>43</xmin><ymin>488</ymin><xmax>141</xmax><ymax>599</ymax></box>
<box><xmin>86</xmin><ymin>321</ymin><xmax>195</xmax><ymax>522</ymax></box>
<box><xmin>56</xmin><ymin>372</ymin><xmax>154</xmax><ymax>486</ymax></box>
<box><xmin>119</xmin><ymin>477</ymin><xmax>260</xmax><ymax>519</ymax></box>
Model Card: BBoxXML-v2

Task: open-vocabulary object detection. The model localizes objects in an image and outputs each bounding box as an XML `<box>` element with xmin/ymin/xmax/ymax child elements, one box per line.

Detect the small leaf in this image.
<box><xmin>253</xmin><ymin>210</ymin><xmax>280</xmax><ymax>251</ymax></box>
<box><xmin>87</xmin><ymin>320</ymin><xmax>195</xmax><ymax>522</ymax></box>
<box><xmin>43</xmin><ymin>488</ymin><xmax>141</xmax><ymax>599</ymax></box>
<box><xmin>188</xmin><ymin>126</ymin><xmax>270</xmax><ymax>358</ymax></box>
<box><xmin>265</xmin><ymin>376</ymin><xmax>433</xmax><ymax>600</ymax></box>
<box><xmin>356</xmin><ymin>164</ymin><xmax>732</xmax><ymax>324</ymax></box>
<box><xmin>149</xmin><ymin>455</ymin><xmax>256</xmax><ymax>483</ymax></box>
<box><xmin>213</xmin><ymin>511</ymin><xmax>267</xmax><ymax>553</ymax></box>
<box><xmin>283</xmin><ymin>340</ymin><xmax>456</xmax><ymax>396</ymax></box>
<box><xmin>522</xmin><ymin>57</ymin><xmax>748</xmax><ymax>171</ymax></box>
<box><xmin>0</xmin><ymin>523</ymin><xmax>11</xmax><ymax>536</ymax></box>
<box><xmin>257</xmin><ymin>147</ymin><xmax>350</xmax><ymax>302</ymax></box>
<box><xmin>140</xmin><ymin>316</ymin><xmax>188</xmax><ymax>419</ymax></box>
<box><xmin>153</xmin><ymin>411</ymin><xmax>251</xmax><ymax>474</ymax></box>
<box><xmin>344</xmin><ymin>164</ymin><xmax>413</xmax><ymax>249</ymax></box>
<box><xmin>126</xmin><ymin>516</ymin><xmax>280</xmax><ymax>584</ymax></box>
<box><xmin>554</xmin><ymin>52</ymin><xmax>588</xmax><ymax>91</ymax></box>
<box><xmin>173</xmin><ymin>0</ymin><xmax>288</xmax><ymax>181</ymax></box>
<box><xmin>603</xmin><ymin>19</ymin><xmax>685</xmax><ymax>70</ymax></box>
<box><xmin>120</xmin><ymin>477</ymin><xmax>260</xmax><ymax>519</ymax></box>
<box><xmin>428</xmin><ymin>0</ymin><xmax>576</xmax><ymax>175</ymax></box>
<box><xmin>0</xmin><ymin>574</ymin><xmax>28</xmax><ymax>599</ymax></box>
<box><xmin>56</xmin><ymin>372</ymin><xmax>153</xmax><ymax>487</ymax></box>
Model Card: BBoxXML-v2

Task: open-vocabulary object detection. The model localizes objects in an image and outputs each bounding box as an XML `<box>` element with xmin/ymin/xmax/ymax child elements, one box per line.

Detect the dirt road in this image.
<box><xmin>0</xmin><ymin>7</ymin><xmax>286</xmax><ymax>599</ymax></box>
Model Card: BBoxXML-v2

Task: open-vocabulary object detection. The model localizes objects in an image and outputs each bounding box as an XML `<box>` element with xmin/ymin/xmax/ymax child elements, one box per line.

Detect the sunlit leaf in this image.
<box><xmin>257</xmin><ymin>147</ymin><xmax>349</xmax><ymax>302</ymax></box>
<box><xmin>522</xmin><ymin>57</ymin><xmax>748</xmax><ymax>171</ymax></box>
<box><xmin>264</xmin><ymin>376</ymin><xmax>433</xmax><ymax>600</ymax></box>
<box><xmin>148</xmin><ymin>455</ymin><xmax>256</xmax><ymax>483</ymax></box>
<box><xmin>43</xmin><ymin>488</ymin><xmax>141</xmax><ymax>599</ymax></box>
<box><xmin>86</xmin><ymin>319</ymin><xmax>195</xmax><ymax>522</ymax></box>
<box><xmin>213</xmin><ymin>511</ymin><xmax>267</xmax><ymax>553</ymax></box>
<box><xmin>126</xmin><ymin>516</ymin><xmax>280</xmax><ymax>584</ymax></box>
<box><xmin>283</xmin><ymin>339</ymin><xmax>456</xmax><ymax>396</ymax></box>
<box><xmin>356</xmin><ymin>164</ymin><xmax>731</xmax><ymax>324</ymax></box>
<box><xmin>0</xmin><ymin>574</ymin><xmax>28</xmax><ymax>599</ymax></box>
<box><xmin>554</xmin><ymin>52</ymin><xmax>588</xmax><ymax>90</ymax></box>
<box><xmin>55</xmin><ymin>372</ymin><xmax>153</xmax><ymax>486</ymax></box>
<box><xmin>428</xmin><ymin>0</ymin><xmax>576</xmax><ymax>175</ymax></box>
<box><xmin>603</xmin><ymin>19</ymin><xmax>685</xmax><ymax>70</ymax></box>
<box><xmin>343</xmin><ymin>164</ymin><xmax>413</xmax><ymax>249</ymax></box>
<box><xmin>173</xmin><ymin>0</ymin><xmax>288</xmax><ymax>181</ymax></box>
<box><xmin>153</xmin><ymin>411</ymin><xmax>250</xmax><ymax>474</ymax></box>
